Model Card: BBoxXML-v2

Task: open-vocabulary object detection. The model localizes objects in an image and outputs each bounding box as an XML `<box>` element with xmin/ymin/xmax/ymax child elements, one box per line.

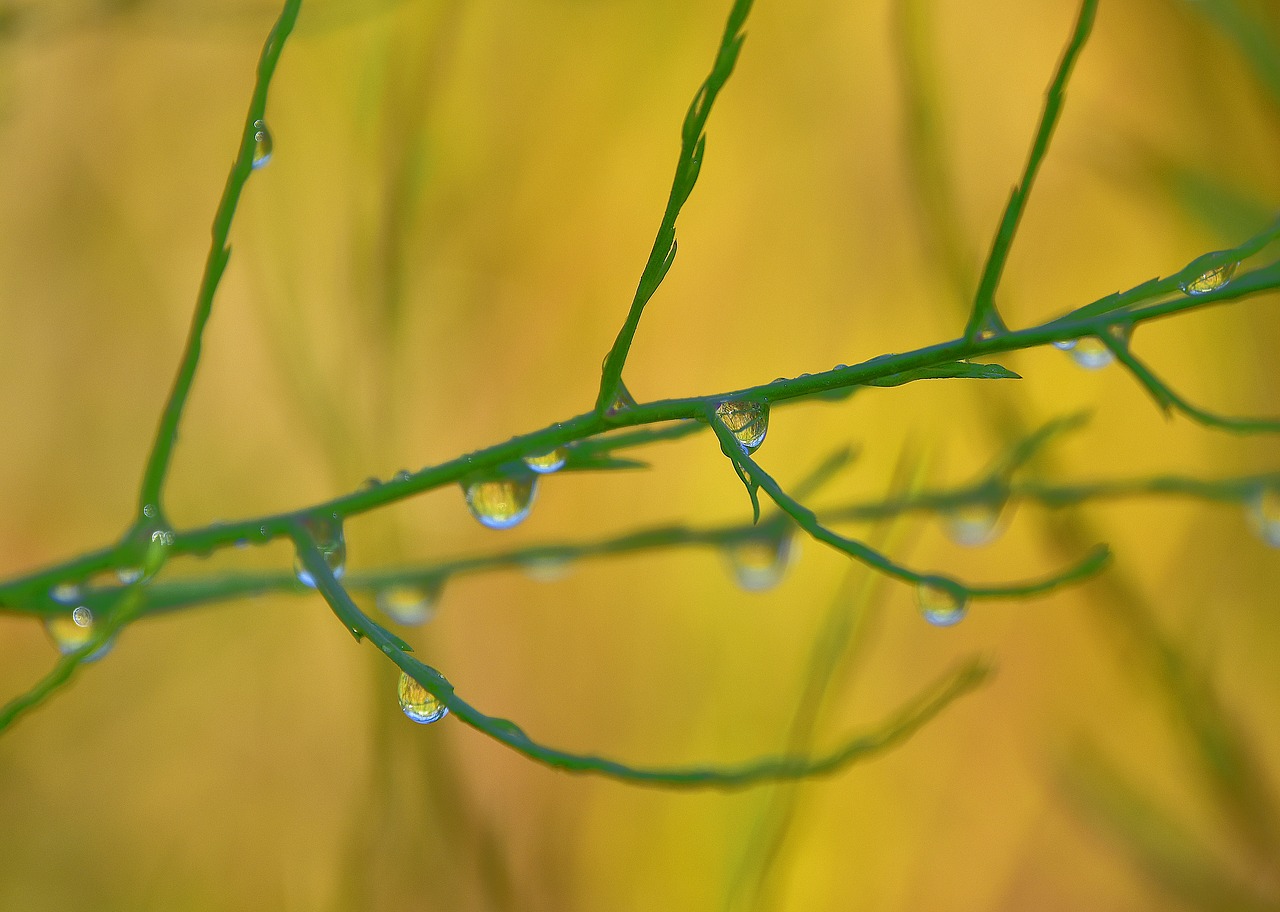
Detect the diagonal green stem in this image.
<box><xmin>134</xmin><ymin>0</ymin><xmax>303</xmax><ymax>522</ymax></box>
<box><xmin>965</xmin><ymin>0</ymin><xmax>1099</xmax><ymax>339</ymax></box>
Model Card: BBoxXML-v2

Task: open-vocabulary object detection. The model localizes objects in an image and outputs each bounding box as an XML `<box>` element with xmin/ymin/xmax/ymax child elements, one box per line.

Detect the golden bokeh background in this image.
<box><xmin>0</xmin><ymin>0</ymin><xmax>1278</xmax><ymax>908</ymax></box>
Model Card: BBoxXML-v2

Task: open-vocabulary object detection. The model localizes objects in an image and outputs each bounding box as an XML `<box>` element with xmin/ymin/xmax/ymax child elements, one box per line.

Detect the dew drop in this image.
<box><xmin>724</xmin><ymin>533</ymin><xmax>793</xmax><ymax>592</ymax></box>
<box><xmin>1180</xmin><ymin>260</ymin><xmax>1238</xmax><ymax>296</ymax></box>
<box><xmin>1052</xmin><ymin>339</ymin><xmax>1077</xmax><ymax>352</ymax></box>
<box><xmin>462</xmin><ymin>472</ymin><xmax>537</xmax><ymax>530</ymax></box>
<box><xmin>45</xmin><ymin>607</ymin><xmax>112</xmax><ymax>661</ymax></box>
<box><xmin>50</xmin><ymin>582</ymin><xmax>81</xmax><ymax>604</ymax></box>
<box><xmin>715</xmin><ymin>399</ymin><xmax>770</xmax><ymax>454</ymax></box>
<box><xmin>943</xmin><ymin>501</ymin><xmax>1005</xmax><ymax>547</ymax></box>
<box><xmin>916</xmin><ymin>578</ymin><xmax>968</xmax><ymax>627</ymax></box>
<box><xmin>394</xmin><ymin>470</ymin><xmax>412</xmax><ymax>483</ymax></box>
<box><xmin>251</xmin><ymin>119</ymin><xmax>273</xmax><ymax>169</ymax></box>
<box><xmin>522</xmin><ymin>448</ymin><xmax>567</xmax><ymax>475</ymax></box>
<box><xmin>1248</xmin><ymin>487</ymin><xmax>1280</xmax><ymax>548</ymax></box>
<box><xmin>294</xmin><ymin>513</ymin><xmax>347</xmax><ymax>588</ymax></box>
<box><xmin>378</xmin><ymin>581</ymin><xmax>442</xmax><ymax>626</ymax></box>
<box><xmin>360</xmin><ymin>476</ymin><xmax>383</xmax><ymax>491</ymax></box>
<box><xmin>1067</xmin><ymin>337</ymin><xmax>1114</xmax><ymax>370</ymax></box>
<box><xmin>606</xmin><ymin>381</ymin><xmax>637</xmax><ymax>415</ymax></box>
<box><xmin>117</xmin><ymin>521</ymin><xmax>176</xmax><ymax>585</ymax></box>
<box><xmin>142</xmin><ymin>503</ymin><xmax>158</xmax><ymax>519</ymax></box>
<box><xmin>398</xmin><ymin>671</ymin><xmax>449</xmax><ymax>724</ymax></box>
<box><xmin>520</xmin><ymin>552</ymin><xmax>574</xmax><ymax>583</ymax></box>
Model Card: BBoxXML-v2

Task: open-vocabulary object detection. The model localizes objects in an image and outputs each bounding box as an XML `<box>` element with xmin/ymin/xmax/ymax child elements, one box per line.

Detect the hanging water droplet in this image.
<box><xmin>1052</xmin><ymin>339</ymin><xmax>1077</xmax><ymax>352</ymax></box>
<box><xmin>398</xmin><ymin>671</ymin><xmax>449</xmax><ymax>724</ymax></box>
<box><xmin>378</xmin><ymin>580</ymin><xmax>443</xmax><ymax>626</ymax></box>
<box><xmin>1248</xmin><ymin>487</ymin><xmax>1280</xmax><ymax>548</ymax></box>
<box><xmin>50</xmin><ymin>582</ymin><xmax>81</xmax><ymax>604</ymax></box>
<box><xmin>1067</xmin><ymin>337</ymin><xmax>1114</xmax><ymax>370</ymax></box>
<box><xmin>1180</xmin><ymin>260</ymin><xmax>1238</xmax><ymax>296</ymax></box>
<box><xmin>520</xmin><ymin>551</ymin><xmax>574</xmax><ymax>583</ymax></box>
<box><xmin>294</xmin><ymin>513</ymin><xmax>347</xmax><ymax>587</ymax></box>
<box><xmin>522</xmin><ymin>448</ymin><xmax>567</xmax><ymax>475</ymax></box>
<box><xmin>715</xmin><ymin>399</ymin><xmax>770</xmax><ymax>454</ymax></box>
<box><xmin>724</xmin><ymin>533</ymin><xmax>793</xmax><ymax>591</ymax></box>
<box><xmin>251</xmin><ymin>119</ymin><xmax>273</xmax><ymax>169</ymax></box>
<box><xmin>462</xmin><ymin>472</ymin><xmax>537</xmax><ymax>530</ymax></box>
<box><xmin>45</xmin><ymin>607</ymin><xmax>113</xmax><ymax>661</ymax></box>
<box><xmin>916</xmin><ymin>578</ymin><xmax>968</xmax><ymax>627</ymax></box>
<box><xmin>943</xmin><ymin>500</ymin><xmax>1006</xmax><ymax>547</ymax></box>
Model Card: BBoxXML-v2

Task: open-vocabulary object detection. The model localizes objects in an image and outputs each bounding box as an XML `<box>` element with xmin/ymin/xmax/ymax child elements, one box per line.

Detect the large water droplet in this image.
<box><xmin>916</xmin><ymin>578</ymin><xmax>968</xmax><ymax>627</ymax></box>
<box><xmin>378</xmin><ymin>581</ymin><xmax>442</xmax><ymax>626</ymax></box>
<box><xmin>1180</xmin><ymin>261</ymin><xmax>1238</xmax><ymax>296</ymax></box>
<box><xmin>724</xmin><ymin>533</ymin><xmax>793</xmax><ymax>591</ymax></box>
<box><xmin>522</xmin><ymin>448</ymin><xmax>566</xmax><ymax>475</ymax></box>
<box><xmin>45</xmin><ymin>607</ymin><xmax>113</xmax><ymax>661</ymax></box>
<box><xmin>462</xmin><ymin>472</ymin><xmax>537</xmax><ymax>530</ymax></box>
<box><xmin>1248</xmin><ymin>487</ymin><xmax>1280</xmax><ymax>548</ymax></box>
<box><xmin>1067</xmin><ymin>337</ymin><xmax>1114</xmax><ymax>370</ymax></box>
<box><xmin>943</xmin><ymin>500</ymin><xmax>1005</xmax><ymax>547</ymax></box>
<box><xmin>117</xmin><ymin>522</ymin><xmax>175</xmax><ymax>585</ymax></box>
<box><xmin>294</xmin><ymin>513</ymin><xmax>347</xmax><ymax>588</ymax></box>
<box><xmin>398</xmin><ymin>671</ymin><xmax>449</xmax><ymax>724</ymax></box>
<box><xmin>606</xmin><ymin>381</ymin><xmax>637</xmax><ymax>416</ymax></box>
<box><xmin>251</xmin><ymin>119</ymin><xmax>273</xmax><ymax>169</ymax></box>
<box><xmin>715</xmin><ymin>399</ymin><xmax>770</xmax><ymax>454</ymax></box>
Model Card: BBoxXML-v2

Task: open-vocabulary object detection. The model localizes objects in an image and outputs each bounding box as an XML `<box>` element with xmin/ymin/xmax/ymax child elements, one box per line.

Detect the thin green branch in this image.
<box><xmin>1103</xmin><ymin>336</ymin><xmax>1280</xmax><ymax>433</ymax></box>
<box><xmin>965</xmin><ymin>0</ymin><xmax>1099</xmax><ymax>339</ymax></box>
<box><xmin>133</xmin><ymin>0</ymin><xmax>303</xmax><ymax>522</ymax></box>
<box><xmin>292</xmin><ymin>528</ymin><xmax>990</xmax><ymax>788</ymax></box>
<box><xmin>594</xmin><ymin>0</ymin><xmax>755</xmax><ymax>415</ymax></box>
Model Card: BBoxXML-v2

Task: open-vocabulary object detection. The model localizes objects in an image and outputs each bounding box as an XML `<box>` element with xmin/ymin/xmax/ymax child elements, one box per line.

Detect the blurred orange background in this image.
<box><xmin>0</xmin><ymin>0</ymin><xmax>1278</xmax><ymax>909</ymax></box>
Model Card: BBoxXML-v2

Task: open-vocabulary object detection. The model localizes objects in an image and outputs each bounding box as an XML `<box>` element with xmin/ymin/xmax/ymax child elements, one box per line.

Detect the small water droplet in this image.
<box><xmin>259</xmin><ymin>525</ymin><xmax>269</xmax><ymax>538</ymax></box>
<box><xmin>398</xmin><ymin>671</ymin><xmax>449</xmax><ymax>724</ymax></box>
<box><xmin>462</xmin><ymin>472</ymin><xmax>537</xmax><ymax>530</ymax></box>
<box><xmin>360</xmin><ymin>476</ymin><xmax>383</xmax><ymax>491</ymax></box>
<box><xmin>117</xmin><ymin>520</ymin><xmax>175</xmax><ymax>585</ymax></box>
<box><xmin>1052</xmin><ymin>339</ymin><xmax>1077</xmax><ymax>352</ymax></box>
<box><xmin>943</xmin><ymin>501</ymin><xmax>1005</xmax><ymax>547</ymax></box>
<box><xmin>251</xmin><ymin>119</ymin><xmax>273</xmax><ymax>169</ymax></box>
<box><xmin>294</xmin><ymin>513</ymin><xmax>347</xmax><ymax>587</ymax></box>
<box><xmin>1065</xmin><ymin>337</ymin><xmax>1114</xmax><ymax>370</ymax></box>
<box><xmin>916</xmin><ymin>578</ymin><xmax>968</xmax><ymax>627</ymax></box>
<box><xmin>142</xmin><ymin>503</ymin><xmax>158</xmax><ymax>519</ymax></box>
<box><xmin>394</xmin><ymin>470</ymin><xmax>412</xmax><ymax>483</ymax></box>
<box><xmin>1248</xmin><ymin>487</ymin><xmax>1280</xmax><ymax>548</ymax></box>
<box><xmin>522</xmin><ymin>448</ymin><xmax>567</xmax><ymax>474</ymax></box>
<box><xmin>724</xmin><ymin>533</ymin><xmax>793</xmax><ymax>591</ymax></box>
<box><xmin>606</xmin><ymin>381</ymin><xmax>637</xmax><ymax>415</ymax></box>
<box><xmin>50</xmin><ymin>582</ymin><xmax>81</xmax><ymax>604</ymax></box>
<box><xmin>520</xmin><ymin>552</ymin><xmax>574</xmax><ymax>583</ymax></box>
<box><xmin>45</xmin><ymin>608</ymin><xmax>112</xmax><ymax>661</ymax></box>
<box><xmin>715</xmin><ymin>399</ymin><xmax>770</xmax><ymax>454</ymax></box>
<box><xmin>377</xmin><ymin>581</ymin><xmax>442</xmax><ymax>626</ymax></box>
<box><xmin>1180</xmin><ymin>260</ymin><xmax>1238</xmax><ymax>296</ymax></box>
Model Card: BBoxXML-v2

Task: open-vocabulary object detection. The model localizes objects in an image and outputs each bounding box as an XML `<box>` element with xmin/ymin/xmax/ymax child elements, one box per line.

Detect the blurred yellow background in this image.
<box><xmin>0</xmin><ymin>0</ymin><xmax>1278</xmax><ymax>909</ymax></box>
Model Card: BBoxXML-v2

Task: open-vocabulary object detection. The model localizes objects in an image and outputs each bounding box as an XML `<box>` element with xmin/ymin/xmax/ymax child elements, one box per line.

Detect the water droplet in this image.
<box><xmin>1180</xmin><ymin>260</ymin><xmax>1238</xmax><ymax>296</ymax></box>
<box><xmin>724</xmin><ymin>533</ymin><xmax>793</xmax><ymax>591</ymax></box>
<box><xmin>360</xmin><ymin>476</ymin><xmax>383</xmax><ymax>490</ymax></box>
<box><xmin>943</xmin><ymin>500</ymin><xmax>1005</xmax><ymax>547</ymax></box>
<box><xmin>117</xmin><ymin>520</ymin><xmax>175</xmax><ymax>585</ymax></box>
<box><xmin>522</xmin><ymin>448</ymin><xmax>566</xmax><ymax>475</ymax></box>
<box><xmin>1067</xmin><ymin>337</ymin><xmax>1114</xmax><ymax>370</ymax></box>
<box><xmin>50</xmin><ymin>582</ymin><xmax>81</xmax><ymax>604</ymax></box>
<box><xmin>520</xmin><ymin>552</ymin><xmax>574</xmax><ymax>583</ymax></box>
<box><xmin>916</xmin><ymin>578</ymin><xmax>968</xmax><ymax>627</ymax></box>
<box><xmin>294</xmin><ymin>513</ymin><xmax>347</xmax><ymax>587</ymax></box>
<box><xmin>251</xmin><ymin>119</ymin><xmax>273</xmax><ymax>169</ymax></box>
<box><xmin>142</xmin><ymin>503</ymin><xmax>158</xmax><ymax>519</ymax></box>
<box><xmin>606</xmin><ymin>381</ymin><xmax>637</xmax><ymax>415</ymax></box>
<box><xmin>398</xmin><ymin>671</ymin><xmax>449</xmax><ymax>724</ymax></box>
<box><xmin>1248</xmin><ymin>487</ymin><xmax>1280</xmax><ymax>548</ymax></box>
<box><xmin>1052</xmin><ymin>339</ymin><xmax>1077</xmax><ymax>352</ymax></box>
<box><xmin>715</xmin><ymin>399</ymin><xmax>770</xmax><ymax>454</ymax></box>
<box><xmin>378</xmin><ymin>581</ymin><xmax>442</xmax><ymax>626</ymax></box>
<box><xmin>394</xmin><ymin>470</ymin><xmax>412</xmax><ymax>483</ymax></box>
<box><xmin>462</xmin><ymin>472</ymin><xmax>537</xmax><ymax>530</ymax></box>
<box><xmin>45</xmin><ymin>607</ymin><xmax>113</xmax><ymax>661</ymax></box>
